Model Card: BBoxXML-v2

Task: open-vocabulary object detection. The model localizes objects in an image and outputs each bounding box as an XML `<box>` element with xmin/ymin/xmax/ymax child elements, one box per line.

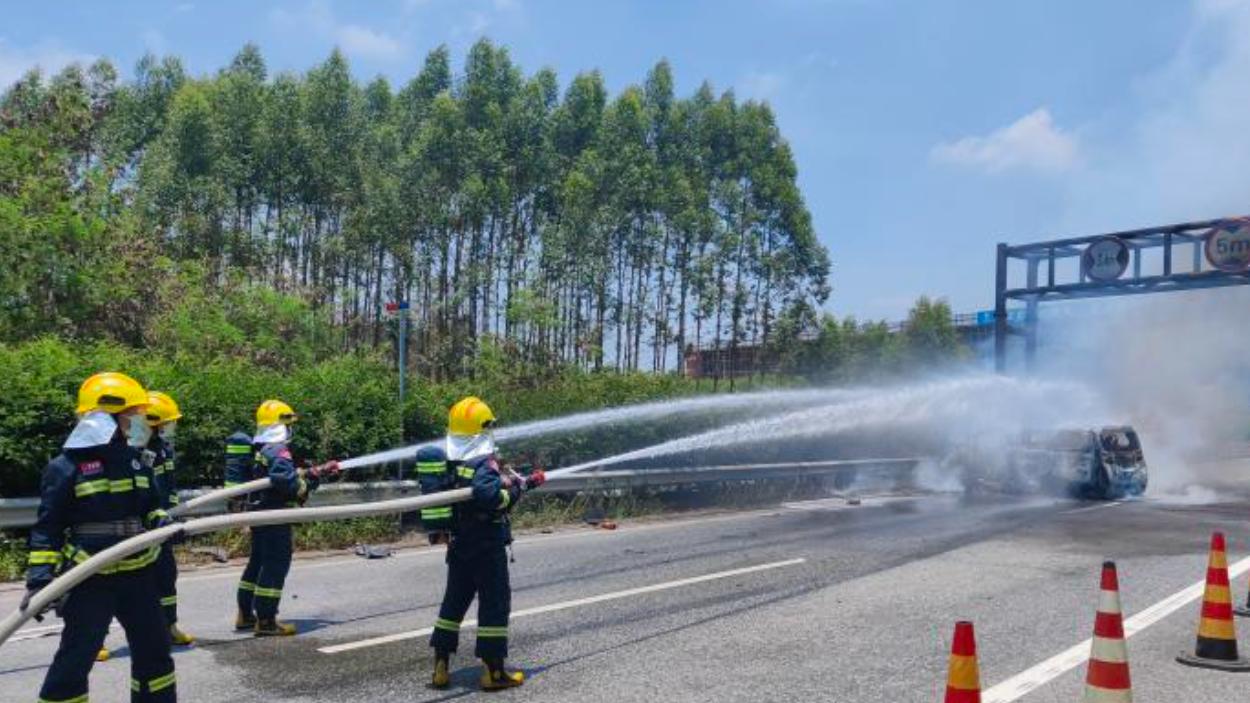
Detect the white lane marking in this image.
<box><xmin>169</xmin><ymin>506</ymin><xmax>823</xmax><ymax>585</ymax></box>
<box><xmin>1062</xmin><ymin>501</ymin><xmax>1124</xmax><ymax>515</ymax></box>
<box><xmin>318</xmin><ymin>557</ymin><xmax>807</xmax><ymax>654</ymax></box>
<box><xmin>10</xmin><ymin>623</ymin><xmax>118</xmax><ymax>643</ymax></box>
<box><xmin>983</xmin><ymin>555</ymin><xmax>1250</xmax><ymax>702</ymax></box>
<box><xmin>782</xmin><ymin>495</ymin><xmax>914</xmax><ymax>511</ymax></box>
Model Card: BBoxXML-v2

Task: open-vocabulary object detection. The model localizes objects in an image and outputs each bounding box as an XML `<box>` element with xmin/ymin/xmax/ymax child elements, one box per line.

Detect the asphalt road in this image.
<box><xmin>3</xmin><ymin>482</ymin><xmax>1250</xmax><ymax>702</ymax></box>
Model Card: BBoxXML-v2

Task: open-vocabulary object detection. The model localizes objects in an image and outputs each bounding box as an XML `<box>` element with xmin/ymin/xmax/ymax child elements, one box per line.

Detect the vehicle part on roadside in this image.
<box><xmin>353</xmin><ymin>544</ymin><xmax>393</xmax><ymax>559</ymax></box>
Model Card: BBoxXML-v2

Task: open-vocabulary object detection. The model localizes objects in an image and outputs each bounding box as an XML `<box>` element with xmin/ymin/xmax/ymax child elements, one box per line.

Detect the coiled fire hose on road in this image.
<box><xmin>0</xmin><ymin>463</ymin><xmax>581</xmax><ymax>648</ymax></box>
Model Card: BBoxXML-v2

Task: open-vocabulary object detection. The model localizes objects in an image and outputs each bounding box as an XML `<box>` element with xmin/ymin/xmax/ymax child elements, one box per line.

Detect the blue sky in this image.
<box><xmin>5</xmin><ymin>0</ymin><xmax>1249</xmax><ymax>320</ymax></box>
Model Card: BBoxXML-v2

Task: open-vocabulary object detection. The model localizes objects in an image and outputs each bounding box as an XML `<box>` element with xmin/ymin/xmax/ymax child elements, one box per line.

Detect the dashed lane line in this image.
<box><xmin>317</xmin><ymin>557</ymin><xmax>807</xmax><ymax>654</ymax></box>
<box><xmin>983</xmin><ymin>554</ymin><xmax>1250</xmax><ymax>702</ymax></box>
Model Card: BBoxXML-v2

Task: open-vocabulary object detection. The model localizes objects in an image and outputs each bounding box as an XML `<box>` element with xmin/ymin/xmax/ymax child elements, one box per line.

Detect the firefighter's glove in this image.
<box><xmin>524</xmin><ymin>469</ymin><xmax>547</xmax><ymax>491</ymax></box>
<box><xmin>154</xmin><ymin>514</ymin><xmax>188</xmax><ymax>545</ymax></box>
<box><xmin>19</xmin><ymin>585</ymin><xmax>40</xmax><ymax>612</ymax></box>
<box><xmin>309</xmin><ymin>460</ymin><xmax>342</xmax><ymax>482</ymax></box>
<box><xmin>22</xmin><ymin>586</ymin><xmax>65</xmax><ymax>622</ymax></box>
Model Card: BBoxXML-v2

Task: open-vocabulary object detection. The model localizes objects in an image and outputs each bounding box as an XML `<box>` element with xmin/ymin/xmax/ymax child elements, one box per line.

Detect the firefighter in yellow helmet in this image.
<box><xmin>227</xmin><ymin>399</ymin><xmax>340</xmax><ymax>636</ymax></box>
<box><xmin>429</xmin><ymin>397</ymin><xmax>546</xmax><ymax>691</ymax></box>
<box><xmin>97</xmin><ymin>390</ymin><xmax>191</xmax><ymax>662</ymax></box>
<box><xmin>23</xmin><ymin>372</ymin><xmax>178</xmax><ymax>702</ymax></box>
<box><xmin>143</xmin><ymin>391</ymin><xmax>194</xmax><ymax>646</ymax></box>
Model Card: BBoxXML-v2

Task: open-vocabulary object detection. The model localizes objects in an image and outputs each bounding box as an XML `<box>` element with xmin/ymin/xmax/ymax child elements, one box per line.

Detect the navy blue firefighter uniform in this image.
<box><xmin>146</xmin><ymin>434</ymin><xmax>184</xmax><ymax>633</ymax></box>
<box><xmin>225</xmin><ymin>432</ymin><xmax>311</xmax><ymax>635</ymax></box>
<box><xmin>27</xmin><ymin>426</ymin><xmax>176</xmax><ymax>701</ymax></box>
<box><xmin>429</xmin><ymin>455</ymin><xmax>524</xmax><ymax>676</ymax></box>
<box><xmin>415</xmin><ymin>444</ymin><xmax>454</xmax><ymax>542</ymax></box>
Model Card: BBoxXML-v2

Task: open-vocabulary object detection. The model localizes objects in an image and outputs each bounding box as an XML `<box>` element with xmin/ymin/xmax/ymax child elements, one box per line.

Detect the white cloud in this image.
<box><xmin>271</xmin><ymin>1</ymin><xmax>404</xmax><ymax>62</ymax></box>
<box><xmin>0</xmin><ymin>38</ymin><xmax>94</xmax><ymax>89</ymax></box>
<box><xmin>1058</xmin><ymin>0</ymin><xmax>1250</xmax><ymax>226</ymax></box>
<box><xmin>336</xmin><ymin>24</ymin><xmax>402</xmax><ymax>61</ymax></box>
<box><xmin>931</xmin><ymin>108</ymin><xmax>1078</xmax><ymax>174</ymax></box>
<box><xmin>739</xmin><ymin>70</ymin><xmax>786</xmax><ymax>101</ymax></box>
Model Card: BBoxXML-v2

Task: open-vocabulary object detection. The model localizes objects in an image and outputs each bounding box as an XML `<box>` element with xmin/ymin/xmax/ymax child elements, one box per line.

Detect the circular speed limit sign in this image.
<box><xmin>1204</xmin><ymin>219</ymin><xmax>1250</xmax><ymax>272</ymax></box>
<box><xmin>1082</xmin><ymin>236</ymin><xmax>1129</xmax><ymax>282</ymax></box>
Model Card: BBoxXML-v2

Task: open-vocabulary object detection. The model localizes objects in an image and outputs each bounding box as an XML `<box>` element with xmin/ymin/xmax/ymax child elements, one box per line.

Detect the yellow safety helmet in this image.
<box><xmin>145</xmin><ymin>391</ymin><xmax>183</xmax><ymax>426</ymax></box>
<box><xmin>76</xmin><ymin>372</ymin><xmax>149</xmax><ymax>415</ymax></box>
<box><xmin>256</xmin><ymin>399</ymin><xmax>297</xmax><ymax>427</ymax></box>
<box><xmin>447</xmin><ymin>396</ymin><xmax>496</xmax><ymax>436</ymax></box>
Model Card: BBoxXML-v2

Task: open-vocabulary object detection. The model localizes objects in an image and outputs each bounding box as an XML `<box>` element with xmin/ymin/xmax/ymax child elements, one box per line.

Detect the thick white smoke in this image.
<box><xmin>1031</xmin><ymin>287</ymin><xmax>1250</xmax><ymax>496</ymax></box>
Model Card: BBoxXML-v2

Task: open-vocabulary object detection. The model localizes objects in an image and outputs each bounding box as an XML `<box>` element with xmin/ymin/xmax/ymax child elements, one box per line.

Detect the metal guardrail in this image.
<box><xmin>0</xmin><ymin>458</ymin><xmax>920</xmax><ymax>529</ymax></box>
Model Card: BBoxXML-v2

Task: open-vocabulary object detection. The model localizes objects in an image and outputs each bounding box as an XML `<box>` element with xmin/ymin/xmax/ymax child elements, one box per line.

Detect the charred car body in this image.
<box><xmin>954</xmin><ymin>425</ymin><xmax>1148</xmax><ymax>499</ymax></box>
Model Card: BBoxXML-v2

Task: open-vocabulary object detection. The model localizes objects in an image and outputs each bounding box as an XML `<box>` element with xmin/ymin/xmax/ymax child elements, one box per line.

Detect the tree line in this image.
<box><xmin>1</xmin><ymin>40</ymin><xmax>829</xmax><ymax>380</ymax></box>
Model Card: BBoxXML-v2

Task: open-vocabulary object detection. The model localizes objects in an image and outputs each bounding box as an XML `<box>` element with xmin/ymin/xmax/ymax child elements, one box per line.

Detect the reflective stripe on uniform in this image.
<box><xmin>254</xmin><ymin>586</ymin><xmax>282</xmax><ymax>599</ymax></box>
<box><xmin>498</xmin><ymin>490</ymin><xmax>511</xmax><ymax>509</ymax></box>
<box><xmin>417</xmin><ymin>462</ymin><xmax>446</xmax><ymax>474</ymax></box>
<box><xmin>457</xmin><ymin>467</ymin><xmax>475</xmax><ymax>480</ymax></box>
<box><xmin>148</xmin><ymin>671</ymin><xmax>177</xmax><ymax>693</ymax></box>
<box><xmin>421</xmin><ymin>507</ymin><xmax>452</xmax><ymax>518</ymax></box>
<box><xmin>226</xmin><ymin>444</ymin><xmax>253</xmax><ymax>454</ymax></box>
<box><xmin>238</xmin><ymin>580</ymin><xmax>256</xmax><ymax>592</ymax></box>
<box><xmin>75</xmin><ymin>478</ymin><xmax>141</xmax><ymax>497</ymax></box>
<box><xmin>147</xmin><ymin>509</ymin><xmax>168</xmax><ymax>524</ymax></box>
<box><xmin>74</xmin><ymin>479</ymin><xmax>110</xmax><ymax>497</ymax></box>
<box><xmin>478</xmin><ymin>626</ymin><xmax>508</xmax><ymax>638</ymax></box>
<box><xmin>161</xmin><ymin>595</ymin><xmax>178</xmax><ymax>606</ymax></box>
<box><xmin>434</xmin><ymin>618</ymin><xmax>461</xmax><ymax>632</ymax></box>
<box><xmin>27</xmin><ymin>550</ymin><xmax>62</xmax><ymax>566</ymax></box>
<box><xmin>170</xmin><ymin>494</ymin><xmax>181</xmax><ymax>505</ymax></box>
<box><xmin>40</xmin><ymin>695</ymin><xmax>89</xmax><ymax>703</ymax></box>
<box><xmin>131</xmin><ymin>678</ymin><xmax>141</xmax><ymax>692</ymax></box>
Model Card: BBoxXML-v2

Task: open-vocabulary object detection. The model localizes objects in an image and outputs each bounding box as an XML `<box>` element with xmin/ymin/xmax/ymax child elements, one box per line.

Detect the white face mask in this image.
<box><xmin>125</xmin><ymin>415</ymin><xmax>153</xmax><ymax>448</ymax></box>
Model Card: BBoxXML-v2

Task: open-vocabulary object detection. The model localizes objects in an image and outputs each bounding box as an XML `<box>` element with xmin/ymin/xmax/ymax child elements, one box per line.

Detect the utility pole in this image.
<box><xmin>386</xmin><ymin>300</ymin><xmax>411</xmax><ymax>480</ymax></box>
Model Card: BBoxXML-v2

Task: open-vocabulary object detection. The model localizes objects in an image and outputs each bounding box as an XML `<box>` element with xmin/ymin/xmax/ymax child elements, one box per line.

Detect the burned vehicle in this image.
<box><xmin>1012</xmin><ymin>426</ymin><xmax>1147</xmax><ymax>499</ymax></box>
<box><xmin>953</xmin><ymin>426</ymin><xmax>1148</xmax><ymax>499</ymax></box>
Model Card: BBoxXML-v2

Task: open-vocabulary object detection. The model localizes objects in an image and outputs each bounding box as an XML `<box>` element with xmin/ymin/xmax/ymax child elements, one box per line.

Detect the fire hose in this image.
<box><xmin>0</xmin><ymin>464</ymin><xmax>581</xmax><ymax>648</ymax></box>
<box><xmin>168</xmin><ymin>442</ymin><xmax>441</xmax><ymax>518</ymax></box>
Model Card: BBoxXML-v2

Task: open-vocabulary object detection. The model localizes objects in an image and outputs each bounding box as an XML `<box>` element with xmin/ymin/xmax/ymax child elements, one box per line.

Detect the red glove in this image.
<box><xmin>310</xmin><ymin>460</ymin><xmax>342</xmax><ymax>480</ymax></box>
<box><xmin>525</xmin><ymin>469</ymin><xmax>547</xmax><ymax>490</ymax></box>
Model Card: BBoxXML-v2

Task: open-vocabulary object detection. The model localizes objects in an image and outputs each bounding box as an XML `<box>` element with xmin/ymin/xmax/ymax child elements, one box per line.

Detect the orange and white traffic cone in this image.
<box><xmin>1083</xmin><ymin>561</ymin><xmax>1131</xmax><ymax>702</ymax></box>
<box><xmin>945</xmin><ymin>621</ymin><xmax>981</xmax><ymax>703</ymax></box>
<box><xmin>1176</xmin><ymin>532</ymin><xmax>1250</xmax><ymax>671</ymax></box>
